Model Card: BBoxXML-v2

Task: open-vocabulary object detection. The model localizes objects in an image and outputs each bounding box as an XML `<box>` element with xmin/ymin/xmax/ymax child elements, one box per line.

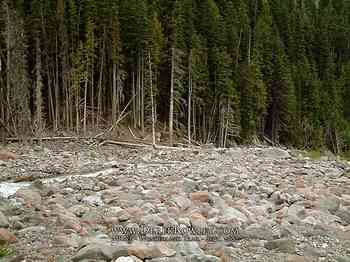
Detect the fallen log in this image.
<box><xmin>5</xmin><ymin>136</ymin><xmax>89</xmax><ymax>142</ymax></box>
<box><xmin>98</xmin><ymin>140</ymin><xmax>151</xmax><ymax>148</ymax></box>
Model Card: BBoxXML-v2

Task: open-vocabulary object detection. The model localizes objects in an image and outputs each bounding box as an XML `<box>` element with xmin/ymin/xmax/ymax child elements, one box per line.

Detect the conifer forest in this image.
<box><xmin>0</xmin><ymin>0</ymin><xmax>350</xmax><ymax>152</ymax></box>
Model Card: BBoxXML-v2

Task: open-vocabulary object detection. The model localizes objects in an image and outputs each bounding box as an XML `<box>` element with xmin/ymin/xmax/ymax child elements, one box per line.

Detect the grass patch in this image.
<box><xmin>298</xmin><ymin>149</ymin><xmax>350</xmax><ymax>161</ymax></box>
<box><xmin>302</xmin><ymin>150</ymin><xmax>323</xmax><ymax>160</ymax></box>
<box><xmin>0</xmin><ymin>245</ymin><xmax>15</xmax><ymax>257</ymax></box>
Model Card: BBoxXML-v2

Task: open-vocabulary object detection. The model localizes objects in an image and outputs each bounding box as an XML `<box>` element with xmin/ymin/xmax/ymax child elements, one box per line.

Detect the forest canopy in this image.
<box><xmin>0</xmin><ymin>0</ymin><xmax>349</xmax><ymax>152</ymax></box>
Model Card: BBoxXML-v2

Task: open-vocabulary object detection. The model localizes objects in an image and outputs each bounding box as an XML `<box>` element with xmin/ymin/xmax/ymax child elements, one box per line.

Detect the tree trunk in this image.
<box><xmin>75</xmin><ymin>77</ymin><xmax>80</xmax><ymax>134</ymax></box>
<box><xmin>91</xmin><ymin>61</ymin><xmax>95</xmax><ymax>128</ymax></box>
<box><xmin>141</xmin><ymin>54</ymin><xmax>145</xmax><ymax>134</ymax></box>
<box><xmin>83</xmin><ymin>74</ymin><xmax>88</xmax><ymax>135</ymax></box>
<box><xmin>54</xmin><ymin>34</ymin><xmax>60</xmax><ymax>131</ymax></box>
<box><xmin>149</xmin><ymin>51</ymin><xmax>156</xmax><ymax>146</ymax></box>
<box><xmin>35</xmin><ymin>34</ymin><xmax>43</xmax><ymax>136</ymax></box>
<box><xmin>97</xmin><ymin>28</ymin><xmax>105</xmax><ymax>127</ymax></box>
<box><xmin>112</xmin><ymin>62</ymin><xmax>117</xmax><ymax>124</ymax></box>
<box><xmin>169</xmin><ymin>47</ymin><xmax>175</xmax><ymax>146</ymax></box>
<box><xmin>187</xmin><ymin>52</ymin><xmax>192</xmax><ymax>144</ymax></box>
<box><xmin>132</xmin><ymin>70</ymin><xmax>136</xmax><ymax>129</ymax></box>
<box><xmin>5</xmin><ymin>2</ymin><xmax>10</xmax><ymax>127</ymax></box>
<box><xmin>137</xmin><ymin>52</ymin><xmax>141</xmax><ymax>128</ymax></box>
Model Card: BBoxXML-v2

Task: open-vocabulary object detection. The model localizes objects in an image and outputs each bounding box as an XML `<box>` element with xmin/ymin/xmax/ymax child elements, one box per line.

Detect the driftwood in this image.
<box><xmin>98</xmin><ymin>140</ymin><xmax>151</xmax><ymax>148</ymax></box>
<box><xmin>5</xmin><ymin>136</ymin><xmax>89</xmax><ymax>142</ymax></box>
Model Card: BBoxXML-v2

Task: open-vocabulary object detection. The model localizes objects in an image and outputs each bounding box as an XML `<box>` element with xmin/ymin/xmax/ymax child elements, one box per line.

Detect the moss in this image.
<box><xmin>0</xmin><ymin>245</ymin><xmax>15</xmax><ymax>257</ymax></box>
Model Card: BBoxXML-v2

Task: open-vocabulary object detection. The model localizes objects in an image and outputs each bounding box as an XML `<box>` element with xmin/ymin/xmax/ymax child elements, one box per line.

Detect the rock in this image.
<box><xmin>0</xmin><ymin>228</ymin><xmax>16</xmax><ymax>244</ymax></box>
<box><xmin>82</xmin><ymin>193</ymin><xmax>104</xmax><ymax>206</ymax></box>
<box><xmin>148</xmin><ymin>258</ymin><xmax>188</xmax><ymax>262</ymax></box>
<box><xmin>286</xmin><ymin>255</ymin><xmax>316</xmax><ymax>262</ymax></box>
<box><xmin>71</xmin><ymin>244</ymin><xmax>113</xmax><ymax>261</ymax></box>
<box><xmin>53</xmin><ymin>234</ymin><xmax>80</xmax><ymax>248</ymax></box>
<box><xmin>318</xmin><ymin>195</ymin><xmax>340</xmax><ymax>214</ymax></box>
<box><xmin>0</xmin><ymin>211</ymin><xmax>9</xmax><ymax>228</ymax></box>
<box><xmin>264</xmin><ymin>239</ymin><xmax>296</xmax><ymax>254</ymax></box>
<box><xmin>128</xmin><ymin>242</ymin><xmax>176</xmax><ymax>259</ymax></box>
<box><xmin>69</xmin><ymin>205</ymin><xmax>90</xmax><ymax>217</ymax></box>
<box><xmin>243</xmin><ymin>223</ymin><xmax>274</xmax><ymax>240</ymax></box>
<box><xmin>15</xmin><ymin>188</ymin><xmax>42</xmax><ymax>207</ymax></box>
<box><xmin>220</xmin><ymin>207</ymin><xmax>248</xmax><ymax>224</ymax></box>
<box><xmin>170</xmin><ymin>195</ymin><xmax>191</xmax><ymax>210</ymax></box>
<box><xmin>190</xmin><ymin>192</ymin><xmax>210</xmax><ymax>202</ymax></box>
<box><xmin>335</xmin><ymin>208</ymin><xmax>350</xmax><ymax>225</ymax></box>
<box><xmin>336</xmin><ymin>256</ymin><xmax>350</xmax><ymax>262</ymax></box>
<box><xmin>114</xmin><ymin>256</ymin><xmax>142</xmax><ymax>262</ymax></box>
<box><xmin>0</xmin><ymin>151</ymin><xmax>16</xmax><ymax>161</ymax></box>
<box><xmin>186</xmin><ymin>254</ymin><xmax>221</xmax><ymax>262</ymax></box>
<box><xmin>285</xmin><ymin>203</ymin><xmax>306</xmax><ymax>224</ymax></box>
<box><xmin>140</xmin><ymin>214</ymin><xmax>165</xmax><ymax>226</ymax></box>
<box><xmin>183</xmin><ymin>178</ymin><xmax>197</xmax><ymax>193</ymax></box>
<box><xmin>303</xmin><ymin>245</ymin><xmax>327</xmax><ymax>257</ymax></box>
<box><xmin>172</xmin><ymin>242</ymin><xmax>204</xmax><ymax>257</ymax></box>
<box><xmin>72</xmin><ymin>243</ymin><xmax>129</xmax><ymax>262</ymax></box>
<box><xmin>19</xmin><ymin>226</ymin><xmax>46</xmax><ymax>235</ymax></box>
<box><xmin>258</xmin><ymin>148</ymin><xmax>291</xmax><ymax>159</ymax></box>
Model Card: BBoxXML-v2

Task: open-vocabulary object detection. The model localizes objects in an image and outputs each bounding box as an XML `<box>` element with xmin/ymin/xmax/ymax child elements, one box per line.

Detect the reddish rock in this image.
<box><xmin>190</xmin><ymin>191</ymin><xmax>210</xmax><ymax>202</ymax></box>
<box><xmin>128</xmin><ymin>242</ymin><xmax>176</xmax><ymax>259</ymax></box>
<box><xmin>0</xmin><ymin>150</ymin><xmax>16</xmax><ymax>161</ymax></box>
<box><xmin>125</xmin><ymin>207</ymin><xmax>144</xmax><ymax>217</ymax></box>
<box><xmin>0</xmin><ymin>228</ymin><xmax>16</xmax><ymax>244</ymax></box>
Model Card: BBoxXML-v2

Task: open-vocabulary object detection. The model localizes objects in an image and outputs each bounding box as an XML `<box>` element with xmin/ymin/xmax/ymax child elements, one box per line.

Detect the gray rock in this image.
<box><xmin>170</xmin><ymin>196</ymin><xmax>191</xmax><ymax>210</ymax></box>
<box><xmin>0</xmin><ymin>211</ymin><xmax>9</xmax><ymax>228</ymax></box>
<box><xmin>336</xmin><ymin>256</ymin><xmax>350</xmax><ymax>262</ymax></box>
<box><xmin>148</xmin><ymin>258</ymin><xmax>187</xmax><ymax>262</ymax></box>
<box><xmin>71</xmin><ymin>244</ymin><xmax>114</xmax><ymax>261</ymax></box>
<box><xmin>140</xmin><ymin>214</ymin><xmax>164</xmax><ymax>226</ymax></box>
<box><xmin>15</xmin><ymin>188</ymin><xmax>42</xmax><ymax>207</ymax></box>
<box><xmin>82</xmin><ymin>193</ymin><xmax>104</xmax><ymax>206</ymax></box>
<box><xmin>183</xmin><ymin>178</ymin><xmax>197</xmax><ymax>193</ymax></box>
<box><xmin>171</xmin><ymin>242</ymin><xmax>204</xmax><ymax>257</ymax></box>
<box><xmin>115</xmin><ymin>256</ymin><xmax>142</xmax><ymax>262</ymax></box>
<box><xmin>335</xmin><ymin>209</ymin><xmax>350</xmax><ymax>226</ymax></box>
<box><xmin>318</xmin><ymin>195</ymin><xmax>340</xmax><ymax>214</ymax></box>
<box><xmin>72</xmin><ymin>243</ymin><xmax>129</xmax><ymax>262</ymax></box>
<box><xmin>259</xmin><ymin>148</ymin><xmax>291</xmax><ymax>159</ymax></box>
<box><xmin>220</xmin><ymin>207</ymin><xmax>248</xmax><ymax>224</ymax></box>
<box><xmin>186</xmin><ymin>254</ymin><xmax>221</xmax><ymax>262</ymax></box>
<box><xmin>264</xmin><ymin>239</ymin><xmax>297</xmax><ymax>254</ymax></box>
<box><xmin>243</xmin><ymin>224</ymin><xmax>274</xmax><ymax>240</ymax></box>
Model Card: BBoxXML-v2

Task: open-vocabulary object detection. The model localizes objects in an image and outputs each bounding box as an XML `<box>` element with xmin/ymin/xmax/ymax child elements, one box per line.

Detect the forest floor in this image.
<box><xmin>0</xmin><ymin>141</ymin><xmax>349</xmax><ymax>261</ymax></box>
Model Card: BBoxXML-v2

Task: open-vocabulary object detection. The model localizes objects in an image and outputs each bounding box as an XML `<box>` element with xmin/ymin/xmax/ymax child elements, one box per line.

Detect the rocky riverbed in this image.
<box><xmin>0</xmin><ymin>142</ymin><xmax>349</xmax><ymax>262</ymax></box>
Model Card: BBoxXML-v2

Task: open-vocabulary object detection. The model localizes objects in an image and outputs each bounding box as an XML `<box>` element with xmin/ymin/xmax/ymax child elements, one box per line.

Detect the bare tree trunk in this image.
<box><xmin>83</xmin><ymin>74</ymin><xmax>88</xmax><ymax>135</ymax></box>
<box><xmin>112</xmin><ymin>62</ymin><xmax>117</xmax><ymax>124</ymax></box>
<box><xmin>137</xmin><ymin>52</ymin><xmax>141</xmax><ymax>128</ymax></box>
<box><xmin>75</xmin><ymin>78</ymin><xmax>80</xmax><ymax>134</ymax></box>
<box><xmin>248</xmin><ymin>27</ymin><xmax>251</xmax><ymax>65</ymax></box>
<box><xmin>35</xmin><ymin>34</ymin><xmax>43</xmax><ymax>136</ymax></box>
<box><xmin>132</xmin><ymin>70</ymin><xmax>136</xmax><ymax>129</ymax></box>
<box><xmin>223</xmin><ymin>99</ymin><xmax>229</xmax><ymax>148</ymax></box>
<box><xmin>141</xmin><ymin>54</ymin><xmax>145</xmax><ymax>134</ymax></box>
<box><xmin>91</xmin><ymin>61</ymin><xmax>95</xmax><ymax>128</ymax></box>
<box><xmin>187</xmin><ymin>52</ymin><xmax>192</xmax><ymax>144</ymax></box>
<box><xmin>97</xmin><ymin>28</ymin><xmax>105</xmax><ymax>127</ymax></box>
<box><xmin>54</xmin><ymin>34</ymin><xmax>59</xmax><ymax>131</ymax></box>
<box><xmin>149</xmin><ymin>51</ymin><xmax>156</xmax><ymax>146</ymax></box>
<box><xmin>116</xmin><ymin>64</ymin><xmax>120</xmax><ymax>116</ymax></box>
<box><xmin>193</xmin><ymin>102</ymin><xmax>196</xmax><ymax>141</ymax></box>
<box><xmin>169</xmin><ymin>47</ymin><xmax>175</xmax><ymax>146</ymax></box>
<box><xmin>5</xmin><ymin>2</ymin><xmax>10</xmax><ymax>127</ymax></box>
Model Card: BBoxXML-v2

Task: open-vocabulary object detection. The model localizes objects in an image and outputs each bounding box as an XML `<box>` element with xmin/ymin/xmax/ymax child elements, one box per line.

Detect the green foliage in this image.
<box><xmin>0</xmin><ymin>0</ymin><xmax>350</xmax><ymax>151</ymax></box>
<box><xmin>0</xmin><ymin>245</ymin><xmax>15</xmax><ymax>257</ymax></box>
